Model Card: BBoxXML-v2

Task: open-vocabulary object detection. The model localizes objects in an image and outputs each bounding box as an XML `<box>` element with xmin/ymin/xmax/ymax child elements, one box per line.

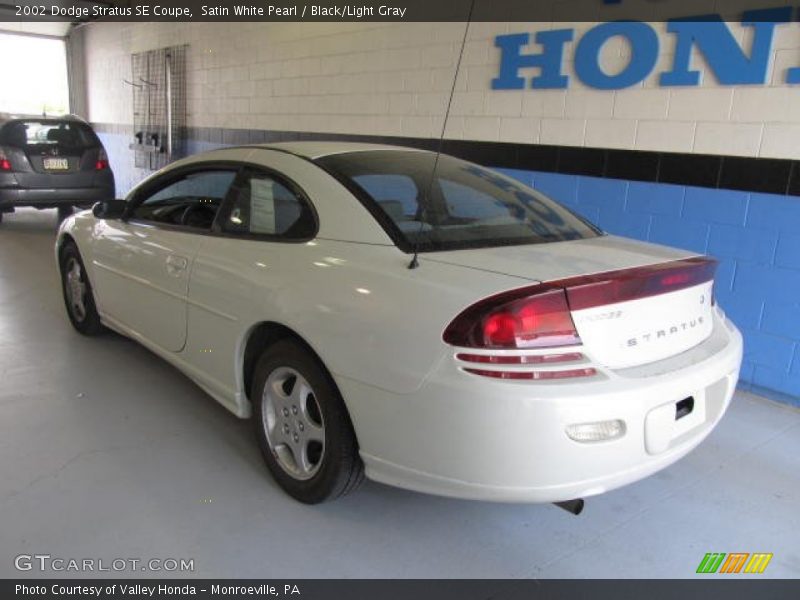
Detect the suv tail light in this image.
<box><xmin>95</xmin><ymin>148</ymin><xmax>109</xmax><ymax>171</ymax></box>
<box><xmin>0</xmin><ymin>148</ymin><xmax>11</xmax><ymax>171</ymax></box>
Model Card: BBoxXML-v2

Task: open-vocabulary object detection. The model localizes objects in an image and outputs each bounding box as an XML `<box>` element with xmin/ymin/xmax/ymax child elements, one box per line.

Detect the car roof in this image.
<box><xmin>0</xmin><ymin>113</ymin><xmax>89</xmax><ymax>126</ymax></box>
<box><xmin>254</xmin><ymin>141</ymin><xmax>430</xmax><ymax>160</ymax></box>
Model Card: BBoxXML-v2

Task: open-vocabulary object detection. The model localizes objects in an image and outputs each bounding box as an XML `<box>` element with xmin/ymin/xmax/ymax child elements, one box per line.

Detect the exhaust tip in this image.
<box><xmin>554</xmin><ymin>499</ymin><xmax>584</xmax><ymax>515</ymax></box>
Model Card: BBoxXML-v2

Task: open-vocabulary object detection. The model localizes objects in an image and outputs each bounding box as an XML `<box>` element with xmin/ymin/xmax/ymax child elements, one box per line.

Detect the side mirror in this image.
<box><xmin>92</xmin><ymin>199</ymin><xmax>127</xmax><ymax>220</ymax></box>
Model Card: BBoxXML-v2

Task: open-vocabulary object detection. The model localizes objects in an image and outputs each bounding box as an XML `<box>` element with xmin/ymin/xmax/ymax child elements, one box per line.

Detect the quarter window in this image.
<box><xmin>221</xmin><ymin>172</ymin><xmax>315</xmax><ymax>239</ymax></box>
<box><xmin>131</xmin><ymin>170</ymin><xmax>236</xmax><ymax>230</ymax></box>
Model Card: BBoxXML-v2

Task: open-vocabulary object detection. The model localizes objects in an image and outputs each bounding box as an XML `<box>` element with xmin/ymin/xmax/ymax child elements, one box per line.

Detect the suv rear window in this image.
<box><xmin>317</xmin><ymin>150</ymin><xmax>601</xmax><ymax>253</ymax></box>
<box><xmin>0</xmin><ymin>120</ymin><xmax>97</xmax><ymax>150</ymax></box>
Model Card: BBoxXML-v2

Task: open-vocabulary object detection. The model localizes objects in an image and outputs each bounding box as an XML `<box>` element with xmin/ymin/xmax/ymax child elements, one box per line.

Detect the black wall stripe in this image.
<box><xmin>92</xmin><ymin>123</ymin><xmax>800</xmax><ymax>198</ymax></box>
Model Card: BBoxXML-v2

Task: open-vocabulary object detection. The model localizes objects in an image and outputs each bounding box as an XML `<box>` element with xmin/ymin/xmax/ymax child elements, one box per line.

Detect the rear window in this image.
<box><xmin>0</xmin><ymin>120</ymin><xmax>97</xmax><ymax>150</ymax></box>
<box><xmin>317</xmin><ymin>150</ymin><xmax>601</xmax><ymax>252</ymax></box>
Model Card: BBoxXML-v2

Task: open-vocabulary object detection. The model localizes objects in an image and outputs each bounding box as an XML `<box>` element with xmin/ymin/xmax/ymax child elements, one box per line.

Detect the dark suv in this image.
<box><xmin>0</xmin><ymin>114</ymin><xmax>115</xmax><ymax>223</ymax></box>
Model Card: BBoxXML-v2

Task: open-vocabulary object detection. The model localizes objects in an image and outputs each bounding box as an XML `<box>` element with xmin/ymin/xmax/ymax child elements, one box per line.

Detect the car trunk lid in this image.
<box><xmin>564</xmin><ymin>260</ymin><xmax>715</xmax><ymax>369</ymax></box>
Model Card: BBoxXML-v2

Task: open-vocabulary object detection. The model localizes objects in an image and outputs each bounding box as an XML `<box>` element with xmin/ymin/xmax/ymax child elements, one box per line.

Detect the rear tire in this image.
<box><xmin>59</xmin><ymin>241</ymin><xmax>104</xmax><ymax>336</ymax></box>
<box><xmin>252</xmin><ymin>339</ymin><xmax>364</xmax><ymax>503</ymax></box>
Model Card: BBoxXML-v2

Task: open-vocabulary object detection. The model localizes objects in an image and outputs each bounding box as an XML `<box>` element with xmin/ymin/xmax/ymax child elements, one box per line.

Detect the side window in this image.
<box><xmin>221</xmin><ymin>171</ymin><xmax>316</xmax><ymax>239</ymax></box>
<box><xmin>131</xmin><ymin>170</ymin><xmax>236</xmax><ymax>230</ymax></box>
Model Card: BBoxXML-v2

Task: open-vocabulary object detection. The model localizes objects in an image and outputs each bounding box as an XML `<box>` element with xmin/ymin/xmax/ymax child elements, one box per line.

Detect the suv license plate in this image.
<box><xmin>43</xmin><ymin>158</ymin><xmax>69</xmax><ymax>170</ymax></box>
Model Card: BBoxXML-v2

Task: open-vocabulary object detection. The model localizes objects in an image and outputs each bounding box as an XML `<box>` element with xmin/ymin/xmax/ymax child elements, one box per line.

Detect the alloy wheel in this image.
<box><xmin>261</xmin><ymin>366</ymin><xmax>326</xmax><ymax>480</ymax></box>
<box><xmin>64</xmin><ymin>258</ymin><xmax>87</xmax><ymax>322</ymax></box>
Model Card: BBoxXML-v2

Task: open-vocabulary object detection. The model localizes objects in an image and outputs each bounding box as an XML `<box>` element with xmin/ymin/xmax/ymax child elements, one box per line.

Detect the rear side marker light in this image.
<box><xmin>0</xmin><ymin>148</ymin><xmax>10</xmax><ymax>171</ymax></box>
<box><xmin>464</xmin><ymin>367</ymin><xmax>597</xmax><ymax>380</ymax></box>
<box><xmin>457</xmin><ymin>352</ymin><xmax>584</xmax><ymax>365</ymax></box>
<box><xmin>566</xmin><ymin>420</ymin><xmax>626</xmax><ymax>443</ymax></box>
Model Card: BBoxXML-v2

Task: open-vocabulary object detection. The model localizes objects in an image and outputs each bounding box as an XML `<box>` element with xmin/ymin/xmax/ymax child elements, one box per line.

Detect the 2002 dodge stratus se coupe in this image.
<box><xmin>55</xmin><ymin>143</ymin><xmax>743</xmax><ymax>506</ymax></box>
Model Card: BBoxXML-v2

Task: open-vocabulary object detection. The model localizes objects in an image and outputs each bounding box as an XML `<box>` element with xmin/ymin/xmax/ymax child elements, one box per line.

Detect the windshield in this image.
<box><xmin>0</xmin><ymin>120</ymin><xmax>98</xmax><ymax>150</ymax></box>
<box><xmin>317</xmin><ymin>150</ymin><xmax>601</xmax><ymax>252</ymax></box>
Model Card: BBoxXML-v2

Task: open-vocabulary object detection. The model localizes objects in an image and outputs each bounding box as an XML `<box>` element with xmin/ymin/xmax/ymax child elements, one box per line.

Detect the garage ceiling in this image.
<box><xmin>0</xmin><ymin>0</ymin><xmax>124</xmax><ymax>37</ymax></box>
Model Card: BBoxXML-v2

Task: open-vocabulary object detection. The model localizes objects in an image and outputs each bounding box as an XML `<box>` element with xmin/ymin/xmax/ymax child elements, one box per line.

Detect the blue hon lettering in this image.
<box><xmin>494</xmin><ymin>6</ymin><xmax>799</xmax><ymax>91</ymax></box>
<box><xmin>660</xmin><ymin>7</ymin><xmax>792</xmax><ymax>86</ymax></box>
<box><xmin>492</xmin><ymin>30</ymin><xmax>574</xmax><ymax>90</ymax></box>
<box><xmin>575</xmin><ymin>21</ymin><xmax>659</xmax><ymax>89</ymax></box>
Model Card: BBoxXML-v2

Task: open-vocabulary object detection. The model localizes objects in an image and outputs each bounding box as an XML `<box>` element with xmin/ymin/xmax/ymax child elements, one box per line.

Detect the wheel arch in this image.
<box><xmin>240</xmin><ymin>321</ymin><xmax>351</xmax><ymax>421</ymax></box>
<box><xmin>55</xmin><ymin>232</ymin><xmax>79</xmax><ymax>274</ymax></box>
<box><xmin>56</xmin><ymin>232</ymin><xmax>76</xmax><ymax>258</ymax></box>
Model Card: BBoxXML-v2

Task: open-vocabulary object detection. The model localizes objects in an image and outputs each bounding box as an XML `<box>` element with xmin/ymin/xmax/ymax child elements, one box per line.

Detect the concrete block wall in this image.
<box><xmin>81</xmin><ymin>17</ymin><xmax>800</xmax><ymax>159</ymax></box>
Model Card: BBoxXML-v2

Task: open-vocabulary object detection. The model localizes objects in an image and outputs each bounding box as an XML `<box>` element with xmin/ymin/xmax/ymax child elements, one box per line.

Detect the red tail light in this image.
<box><xmin>444</xmin><ymin>288</ymin><xmax>580</xmax><ymax>349</ymax></box>
<box><xmin>0</xmin><ymin>148</ymin><xmax>11</xmax><ymax>171</ymax></box>
<box><xmin>95</xmin><ymin>148</ymin><xmax>109</xmax><ymax>171</ymax></box>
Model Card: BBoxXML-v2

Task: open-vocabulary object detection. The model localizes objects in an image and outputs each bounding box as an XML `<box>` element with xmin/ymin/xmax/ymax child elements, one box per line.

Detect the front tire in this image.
<box><xmin>59</xmin><ymin>241</ymin><xmax>104</xmax><ymax>336</ymax></box>
<box><xmin>253</xmin><ymin>340</ymin><xmax>364</xmax><ymax>503</ymax></box>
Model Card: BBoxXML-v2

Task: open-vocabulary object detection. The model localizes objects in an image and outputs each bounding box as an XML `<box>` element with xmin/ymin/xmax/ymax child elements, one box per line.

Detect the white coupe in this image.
<box><xmin>55</xmin><ymin>142</ymin><xmax>743</xmax><ymax>507</ymax></box>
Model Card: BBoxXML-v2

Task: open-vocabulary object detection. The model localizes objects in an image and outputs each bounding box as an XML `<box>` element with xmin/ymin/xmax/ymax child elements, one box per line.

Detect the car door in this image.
<box><xmin>90</xmin><ymin>167</ymin><xmax>237</xmax><ymax>352</ymax></box>
<box><xmin>183</xmin><ymin>166</ymin><xmax>318</xmax><ymax>400</ymax></box>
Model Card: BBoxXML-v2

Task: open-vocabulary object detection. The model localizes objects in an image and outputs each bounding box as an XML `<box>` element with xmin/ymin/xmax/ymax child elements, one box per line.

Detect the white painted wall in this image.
<box><xmin>80</xmin><ymin>16</ymin><xmax>800</xmax><ymax>159</ymax></box>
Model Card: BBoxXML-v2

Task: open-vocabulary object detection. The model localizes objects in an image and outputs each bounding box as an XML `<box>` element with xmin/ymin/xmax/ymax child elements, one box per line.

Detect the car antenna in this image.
<box><xmin>408</xmin><ymin>0</ymin><xmax>476</xmax><ymax>270</ymax></box>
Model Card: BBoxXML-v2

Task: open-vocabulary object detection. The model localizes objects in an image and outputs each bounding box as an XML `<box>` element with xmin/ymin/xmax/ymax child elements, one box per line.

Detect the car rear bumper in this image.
<box><xmin>0</xmin><ymin>186</ymin><xmax>112</xmax><ymax>208</ymax></box>
<box><xmin>337</xmin><ymin>307</ymin><xmax>743</xmax><ymax>503</ymax></box>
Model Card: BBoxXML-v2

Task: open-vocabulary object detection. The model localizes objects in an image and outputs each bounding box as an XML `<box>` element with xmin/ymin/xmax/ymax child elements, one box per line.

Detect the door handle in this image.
<box><xmin>166</xmin><ymin>254</ymin><xmax>188</xmax><ymax>276</ymax></box>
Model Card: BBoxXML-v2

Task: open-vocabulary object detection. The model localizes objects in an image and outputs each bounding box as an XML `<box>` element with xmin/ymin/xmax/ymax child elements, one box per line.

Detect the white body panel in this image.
<box><xmin>346</xmin><ymin>308</ymin><xmax>740</xmax><ymax>502</ymax></box>
<box><xmin>90</xmin><ymin>220</ymin><xmax>201</xmax><ymax>351</ymax></box>
<box><xmin>56</xmin><ymin>143</ymin><xmax>743</xmax><ymax>503</ymax></box>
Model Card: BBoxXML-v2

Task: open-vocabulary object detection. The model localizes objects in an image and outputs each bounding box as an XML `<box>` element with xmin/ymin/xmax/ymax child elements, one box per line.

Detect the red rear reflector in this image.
<box><xmin>0</xmin><ymin>159</ymin><xmax>10</xmax><ymax>171</ymax></box>
<box><xmin>464</xmin><ymin>367</ymin><xmax>597</xmax><ymax>380</ymax></box>
<box><xmin>457</xmin><ymin>352</ymin><xmax>584</xmax><ymax>365</ymax></box>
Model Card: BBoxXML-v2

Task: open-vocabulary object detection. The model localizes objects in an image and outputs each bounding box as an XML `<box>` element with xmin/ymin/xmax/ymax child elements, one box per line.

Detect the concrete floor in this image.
<box><xmin>1</xmin><ymin>207</ymin><xmax>799</xmax><ymax>579</ymax></box>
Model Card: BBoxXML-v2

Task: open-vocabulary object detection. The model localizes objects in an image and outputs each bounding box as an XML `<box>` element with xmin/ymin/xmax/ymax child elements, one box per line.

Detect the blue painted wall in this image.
<box><xmin>97</xmin><ymin>130</ymin><xmax>800</xmax><ymax>404</ymax></box>
<box><xmin>498</xmin><ymin>168</ymin><xmax>800</xmax><ymax>404</ymax></box>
